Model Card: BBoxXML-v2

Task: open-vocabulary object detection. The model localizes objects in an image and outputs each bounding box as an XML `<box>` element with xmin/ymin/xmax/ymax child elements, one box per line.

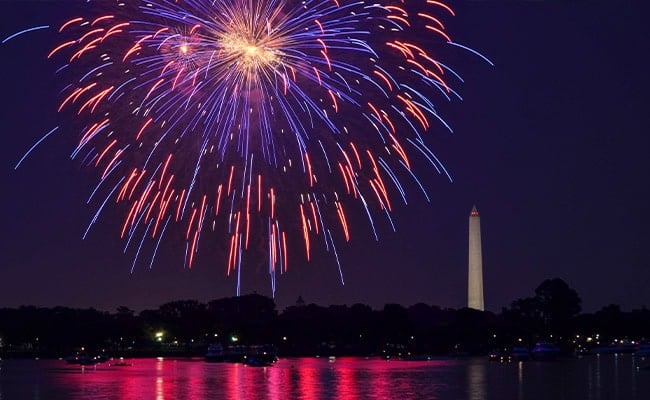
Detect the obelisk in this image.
<box><xmin>468</xmin><ymin>205</ymin><xmax>484</xmax><ymax>310</ymax></box>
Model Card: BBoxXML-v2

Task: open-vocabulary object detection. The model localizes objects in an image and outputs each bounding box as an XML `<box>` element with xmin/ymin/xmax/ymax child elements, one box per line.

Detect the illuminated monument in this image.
<box><xmin>468</xmin><ymin>206</ymin><xmax>484</xmax><ymax>310</ymax></box>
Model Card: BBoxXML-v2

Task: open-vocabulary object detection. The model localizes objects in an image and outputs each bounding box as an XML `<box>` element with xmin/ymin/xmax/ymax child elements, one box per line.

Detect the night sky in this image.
<box><xmin>1</xmin><ymin>0</ymin><xmax>648</xmax><ymax>313</ymax></box>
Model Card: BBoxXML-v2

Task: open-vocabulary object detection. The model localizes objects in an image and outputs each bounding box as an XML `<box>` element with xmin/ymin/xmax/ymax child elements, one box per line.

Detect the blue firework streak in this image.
<box><xmin>8</xmin><ymin>0</ymin><xmax>490</xmax><ymax>296</ymax></box>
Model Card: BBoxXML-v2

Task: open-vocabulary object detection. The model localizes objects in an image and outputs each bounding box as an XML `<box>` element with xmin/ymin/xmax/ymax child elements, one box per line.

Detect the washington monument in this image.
<box><xmin>468</xmin><ymin>205</ymin><xmax>484</xmax><ymax>310</ymax></box>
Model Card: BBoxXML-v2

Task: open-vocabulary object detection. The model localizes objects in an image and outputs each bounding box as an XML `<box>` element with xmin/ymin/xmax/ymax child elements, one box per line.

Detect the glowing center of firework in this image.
<box><xmin>179</xmin><ymin>44</ymin><xmax>189</xmax><ymax>54</ymax></box>
<box><xmin>222</xmin><ymin>34</ymin><xmax>277</xmax><ymax>69</ymax></box>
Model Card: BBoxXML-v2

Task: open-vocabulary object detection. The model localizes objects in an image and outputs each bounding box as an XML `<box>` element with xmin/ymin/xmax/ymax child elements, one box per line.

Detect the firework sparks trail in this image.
<box><xmin>5</xmin><ymin>0</ymin><xmax>490</xmax><ymax>295</ymax></box>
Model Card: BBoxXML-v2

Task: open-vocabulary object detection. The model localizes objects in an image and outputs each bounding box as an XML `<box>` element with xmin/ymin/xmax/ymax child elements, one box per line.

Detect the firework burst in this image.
<box><xmin>7</xmin><ymin>0</ymin><xmax>490</xmax><ymax>295</ymax></box>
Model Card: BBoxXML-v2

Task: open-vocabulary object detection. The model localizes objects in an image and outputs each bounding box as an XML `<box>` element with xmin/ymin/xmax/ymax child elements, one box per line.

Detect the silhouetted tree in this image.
<box><xmin>207</xmin><ymin>294</ymin><xmax>277</xmax><ymax>344</ymax></box>
<box><xmin>502</xmin><ymin>296</ymin><xmax>543</xmax><ymax>342</ymax></box>
<box><xmin>156</xmin><ymin>300</ymin><xmax>210</xmax><ymax>342</ymax></box>
<box><xmin>535</xmin><ymin>278</ymin><xmax>581</xmax><ymax>336</ymax></box>
<box><xmin>112</xmin><ymin>306</ymin><xmax>141</xmax><ymax>349</ymax></box>
<box><xmin>381</xmin><ymin>304</ymin><xmax>409</xmax><ymax>343</ymax></box>
<box><xmin>3</xmin><ymin>279</ymin><xmax>650</xmax><ymax>359</ymax></box>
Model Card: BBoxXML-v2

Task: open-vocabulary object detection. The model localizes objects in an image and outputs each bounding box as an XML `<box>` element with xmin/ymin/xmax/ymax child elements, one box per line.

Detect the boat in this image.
<box><xmin>612</xmin><ymin>341</ymin><xmax>638</xmax><ymax>353</ymax></box>
<box><xmin>590</xmin><ymin>345</ymin><xmax>615</xmax><ymax>354</ymax></box>
<box><xmin>224</xmin><ymin>345</ymin><xmax>248</xmax><ymax>363</ymax></box>
<box><xmin>531</xmin><ymin>342</ymin><xmax>561</xmax><ymax>361</ymax></box>
<box><xmin>64</xmin><ymin>353</ymin><xmax>98</xmax><ymax>365</ymax></box>
<box><xmin>77</xmin><ymin>355</ymin><xmax>99</xmax><ymax>365</ymax></box>
<box><xmin>511</xmin><ymin>346</ymin><xmax>531</xmax><ymax>361</ymax></box>
<box><xmin>592</xmin><ymin>341</ymin><xmax>640</xmax><ymax>354</ymax></box>
<box><xmin>398</xmin><ymin>354</ymin><xmax>433</xmax><ymax>361</ymax></box>
<box><xmin>245</xmin><ymin>344</ymin><xmax>278</xmax><ymax>366</ymax></box>
<box><xmin>95</xmin><ymin>354</ymin><xmax>110</xmax><ymax>363</ymax></box>
<box><xmin>64</xmin><ymin>355</ymin><xmax>79</xmax><ymax>364</ymax></box>
<box><xmin>488</xmin><ymin>348</ymin><xmax>512</xmax><ymax>362</ymax></box>
<box><xmin>111</xmin><ymin>357</ymin><xmax>133</xmax><ymax>367</ymax></box>
<box><xmin>205</xmin><ymin>343</ymin><xmax>278</xmax><ymax>365</ymax></box>
<box><xmin>635</xmin><ymin>343</ymin><xmax>650</xmax><ymax>357</ymax></box>
<box><xmin>243</xmin><ymin>354</ymin><xmax>275</xmax><ymax>367</ymax></box>
<box><xmin>205</xmin><ymin>344</ymin><xmax>225</xmax><ymax>362</ymax></box>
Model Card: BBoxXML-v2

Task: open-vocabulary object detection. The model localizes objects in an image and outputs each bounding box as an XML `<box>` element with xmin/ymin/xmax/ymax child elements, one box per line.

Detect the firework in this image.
<box><xmin>6</xmin><ymin>0</ymin><xmax>489</xmax><ymax>295</ymax></box>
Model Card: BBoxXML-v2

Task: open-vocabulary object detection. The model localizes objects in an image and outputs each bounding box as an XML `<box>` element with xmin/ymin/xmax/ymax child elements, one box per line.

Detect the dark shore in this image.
<box><xmin>2</xmin><ymin>278</ymin><xmax>649</xmax><ymax>360</ymax></box>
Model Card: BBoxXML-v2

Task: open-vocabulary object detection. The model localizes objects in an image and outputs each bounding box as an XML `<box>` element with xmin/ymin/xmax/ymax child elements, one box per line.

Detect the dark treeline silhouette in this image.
<box><xmin>1</xmin><ymin>278</ymin><xmax>648</xmax><ymax>358</ymax></box>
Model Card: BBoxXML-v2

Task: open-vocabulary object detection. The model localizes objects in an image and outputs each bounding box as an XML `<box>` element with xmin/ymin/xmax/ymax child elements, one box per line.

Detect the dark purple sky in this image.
<box><xmin>1</xmin><ymin>0</ymin><xmax>649</xmax><ymax>313</ymax></box>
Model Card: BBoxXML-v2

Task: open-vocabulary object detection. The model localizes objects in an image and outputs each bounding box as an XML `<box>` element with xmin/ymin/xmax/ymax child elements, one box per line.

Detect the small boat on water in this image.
<box><xmin>205</xmin><ymin>343</ymin><xmax>278</xmax><ymax>365</ymax></box>
<box><xmin>488</xmin><ymin>346</ymin><xmax>531</xmax><ymax>363</ymax></box>
<box><xmin>488</xmin><ymin>349</ymin><xmax>512</xmax><ymax>362</ymax></box>
<box><xmin>635</xmin><ymin>343</ymin><xmax>650</xmax><ymax>357</ymax></box>
<box><xmin>77</xmin><ymin>355</ymin><xmax>98</xmax><ymax>366</ymax></box>
<box><xmin>243</xmin><ymin>355</ymin><xmax>275</xmax><ymax>367</ymax></box>
<box><xmin>205</xmin><ymin>344</ymin><xmax>225</xmax><ymax>362</ymax></box>
<box><xmin>244</xmin><ymin>345</ymin><xmax>278</xmax><ymax>366</ymax></box>
<box><xmin>531</xmin><ymin>342</ymin><xmax>561</xmax><ymax>361</ymax></box>
<box><xmin>397</xmin><ymin>354</ymin><xmax>433</xmax><ymax>361</ymax></box>
<box><xmin>64</xmin><ymin>354</ymin><xmax>99</xmax><ymax>365</ymax></box>
<box><xmin>111</xmin><ymin>357</ymin><xmax>133</xmax><ymax>367</ymax></box>
<box><xmin>592</xmin><ymin>340</ymin><xmax>640</xmax><ymax>355</ymax></box>
<box><xmin>511</xmin><ymin>346</ymin><xmax>531</xmax><ymax>361</ymax></box>
<box><xmin>64</xmin><ymin>349</ymin><xmax>109</xmax><ymax>366</ymax></box>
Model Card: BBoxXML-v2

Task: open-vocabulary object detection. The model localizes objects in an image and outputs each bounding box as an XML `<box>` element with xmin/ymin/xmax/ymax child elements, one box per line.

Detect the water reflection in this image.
<box><xmin>337</xmin><ymin>360</ymin><xmax>359</xmax><ymax>400</ymax></box>
<box><xmin>155</xmin><ymin>376</ymin><xmax>164</xmax><ymax>400</ymax></box>
<box><xmin>0</xmin><ymin>355</ymin><xmax>648</xmax><ymax>400</ymax></box>
<box><xmin>466</xmin><ymin>360</ymin><xmax>486</xmax><ymax>400</ymax></box>
<box><xmin>156</xmin><ymin>358</ymin><xmax>164</xmax><ymax>400</ymax></box>
<box><xmin>517</xmin><ymin>361</ymin><xmax>524</xmax><ymax>400</ymax></box>
<box><xmin>614</xmin><ymin>354</ymin><xmax>619</xmax><ymax>400</ymax></box>
<box><xmin>369</xmin><ymin>360</ymin><xmax>392</xmax><ymax>399</ymax></box>
<box><xmin>227</xmin><ymin>363</ymin><xmax>242</xmax><ymax>400</ymax></box>
<box><xmin>265</xmin><ymin>364</ymin><xmax>282</xmax><ymax>400</ymax></box>
<box><xmin>297</xmin><ymin>358</ymin><xmax>319</xmax><ymax>400</ymax></box>
<box><xmin>595</xmin><ymin>354</ymin><xmax>602</xmax><ymax>400</ymax></box>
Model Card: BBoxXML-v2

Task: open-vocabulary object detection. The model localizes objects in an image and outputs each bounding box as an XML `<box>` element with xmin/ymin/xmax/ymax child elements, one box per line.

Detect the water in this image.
<box><xmin>0</xmin><ymin>355</ymin><xmax>648</xmax><ymax>399</ymax></box>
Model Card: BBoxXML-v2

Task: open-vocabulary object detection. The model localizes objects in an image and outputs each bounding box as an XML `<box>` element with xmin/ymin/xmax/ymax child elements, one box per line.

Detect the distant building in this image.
<box><xmin>296</xmin><ymin>295</ymin><xmax>305</xmax><ymax>307</ymax></box>
<box><xmin>468</xmin><ymin>206</ymin><xmax>484</xmax><ymax>311</ymax></box>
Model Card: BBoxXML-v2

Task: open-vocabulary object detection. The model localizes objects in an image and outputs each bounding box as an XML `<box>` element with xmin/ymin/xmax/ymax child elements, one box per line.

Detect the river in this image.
<box><xmin>0</xmin><ymin>354</ymin><xmax>648</xmax><ymax>399</ymax></box>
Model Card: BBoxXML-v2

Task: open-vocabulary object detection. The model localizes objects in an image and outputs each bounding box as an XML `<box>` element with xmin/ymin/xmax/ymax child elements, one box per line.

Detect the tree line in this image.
<box><xmin>0</xmin><ymin>278</ymin><xmax>648</xmax><ymax>358</ymax></box>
